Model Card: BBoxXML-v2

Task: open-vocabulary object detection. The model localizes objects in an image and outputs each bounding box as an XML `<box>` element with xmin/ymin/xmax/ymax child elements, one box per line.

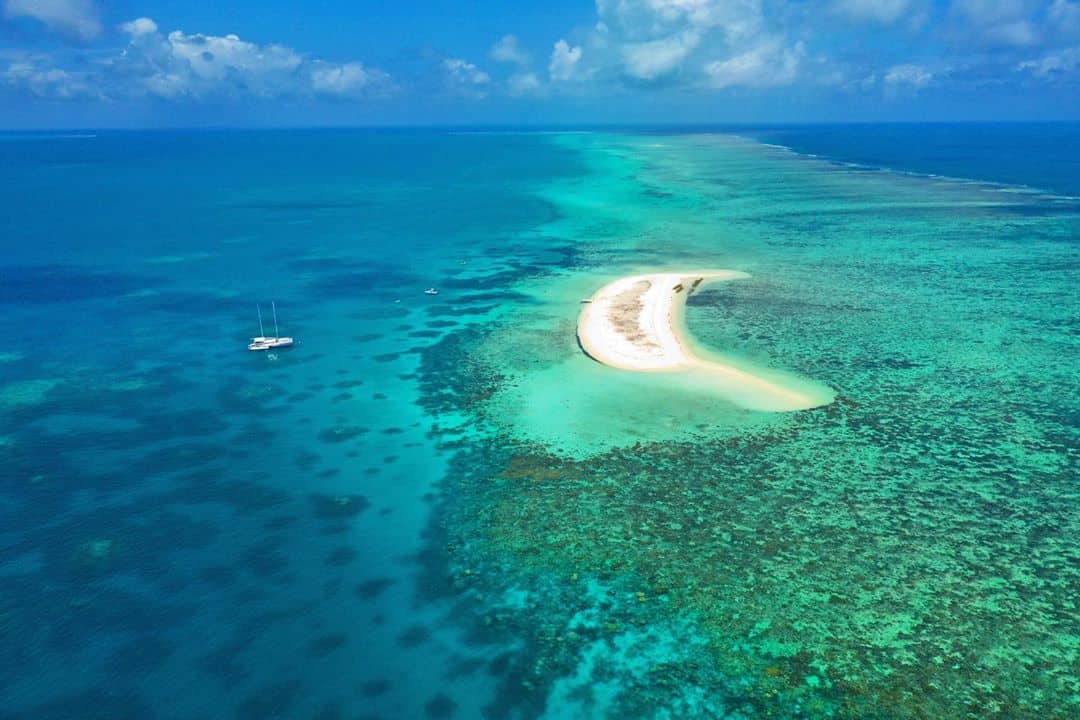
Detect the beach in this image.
<box><xmin>577</xmin><ymin>271</ymin><xmax>835</xmax><ymax>411</ymax></box>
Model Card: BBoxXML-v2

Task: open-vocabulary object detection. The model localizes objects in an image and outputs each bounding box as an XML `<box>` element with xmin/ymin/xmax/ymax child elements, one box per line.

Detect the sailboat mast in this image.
<box><xmin>257</xmin><ymin>304</ymin><xmax>265</xmax><ymax>337</ymax></box>
<box><xmin>272</xmin><ymin>301</ymin><xmax>280</xmax><ymax>338</ymax></box>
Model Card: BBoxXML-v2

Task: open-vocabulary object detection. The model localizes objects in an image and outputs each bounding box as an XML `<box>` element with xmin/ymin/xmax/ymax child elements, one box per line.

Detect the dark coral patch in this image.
<box><xmin>0</xmin><ymin>264</ymin><xmax>157</xmax><ymax>305</ymax></box>
<box><xmin>235</xmin><ymin>679</ymin><xmax>303</xmax><ymax>720</ymax></box>
<box><xmin>424</xmin><ymin>693</ymin><xmax>457</xmax><ymax>718</ymax></box>
<box><xmin>355</xmin><ymin>577</ymin><xmax>395</xmax><ymax>599</ymax></box>
<box><xmin>397</xmin><ymin>624</ymin><xmax>431</xmax><ymax>648</ymax></box>
<box><xmin>317</xmin><ymin>425</ymin><xmax>371</xmax><ymax>443</ymax></box>
<box><xmin>326</xmin><ymin>546</ymin><xmax>358</xmax><ymax>566</ymax></box>
<box><xmin>310</xmin><ymin>493</ymin><xmax>371</xmax><ymax>519</ymax></box>
<box><xmin>361</xmin><ymin>679</ymin><xmax>391</xmax><ymax>697</ymax></box>
<box><xmin>307</xmin><ymin>632</ymin><xmax>348</xmax><ymax>657</ymax></box>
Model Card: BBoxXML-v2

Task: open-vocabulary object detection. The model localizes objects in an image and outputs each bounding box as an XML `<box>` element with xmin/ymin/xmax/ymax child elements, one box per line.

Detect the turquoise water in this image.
<box><xmin>1</xmin><ymin>127</ymin><xmax>1077</xmax><ymax>719</ymax></box>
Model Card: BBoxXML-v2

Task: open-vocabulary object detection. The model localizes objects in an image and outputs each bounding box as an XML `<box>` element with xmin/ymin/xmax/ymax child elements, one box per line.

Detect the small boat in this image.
<box><xmin>424</xmin><ymin>288</ymin><xmax>439</xmax><ymax>296</ymax></box>
<box><xmin>248</xmin><ymin>302</ymin><xmax>295</xmax><ymax>351</ymax></box>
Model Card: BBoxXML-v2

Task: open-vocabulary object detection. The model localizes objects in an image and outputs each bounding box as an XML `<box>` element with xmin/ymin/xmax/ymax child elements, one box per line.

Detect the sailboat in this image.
<box><xmin>248</xmin><ymin>302</ymin><xmax>295</xmax><ymax>351</ymax></box>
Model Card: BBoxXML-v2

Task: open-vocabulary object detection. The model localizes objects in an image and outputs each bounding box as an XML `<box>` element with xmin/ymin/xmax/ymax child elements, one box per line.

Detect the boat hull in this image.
<box><xmin>248</xmin><ymin>337</ymin><xmax>295</xmax><ymax>351</ymax></box>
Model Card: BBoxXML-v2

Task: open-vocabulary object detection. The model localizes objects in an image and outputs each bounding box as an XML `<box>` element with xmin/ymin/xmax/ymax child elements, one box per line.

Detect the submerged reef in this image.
<box><xmin>416</xmin><ymin>299</ymin><xmax>1079</xmax><ymax>720</ymax></box>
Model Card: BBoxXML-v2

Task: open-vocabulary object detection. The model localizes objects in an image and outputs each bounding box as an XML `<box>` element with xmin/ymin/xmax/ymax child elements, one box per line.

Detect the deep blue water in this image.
<box><xmin>0</xmin><ymin>129</ymin><xmax>583</xmax><ymax>720</ymax></box>
<box><xmin>734</xmin><ymin>122</ymin><xmax>1080</xmax><ymax>197</ymax></box>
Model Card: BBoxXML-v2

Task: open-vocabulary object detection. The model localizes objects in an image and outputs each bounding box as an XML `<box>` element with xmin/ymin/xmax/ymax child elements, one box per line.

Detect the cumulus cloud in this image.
<box><xmin>7</xmin><ymin>1</ymin><xmax>1070</xmax><ymax>109</ymax></box>
<box><xmin>139</xmin><ymin>30</ymin><xmax>304</xmax><ymax>96</ymax></box>
<box><xmin>549</xmin><ymin>39</ymin><xmax>582</xmax><ymax>81</ymax></box>
<box><xmin>443</xmin><ymin>57</ymin><xmax>491</xmax><ymax>97</ymax></box>
<box><xmin>622</xmin><ymin>31</ymin><xmax>700</xmax><ymax>80</ymax></box>
<box><xmin>596</xmin><ymin>0</ymin><xmax>762</xmax><ymax>44</ymax></box>
<box><xmin>491</xmin><ymin>35</ymin><xmax>529</xmax><ymax>66</ymax></box>
<box><xmin>830</xmin><ymin>0</ymin><xmax>912</xmax><ymax>25</ymax></box>
<box><xmin>119</xmin><ymin>17</ymin><xmax>158</xmax><ymax>36</ymax></box>
<box><xmin>1049</xmin><ymin>0</ymin><xmax>1080</xmax><ymax>34</ymax></box>
<box><xmin>883</xmin><ymin>63</ymin><xmax>933</xmax><ymax>89</ymax></box>
<box><xmin>587</xmin><ymin>0</ymin><xmax>818</xmax><ymax>88</ymax></box>
<box><xmin>951</xmin><ymin>0</ymin><xmax>1041</xmax><ymax>47</ymax></box>
<box><xmin>1</xmin><ymin>56</ymin><xmax>97</xmax><ymax>97</ymax></box>
<box><xmin>1016</xmin><ymin>46</ymin><xmax>1080</xmax><ymax>77</ymax></box>
<box><xmin>3</xmin><ymin>0</ymin><xmax>102</xmax><ymax>41</ymax></box>
<box><xmin>2</xmin><ymin>17</ymin><xmax>391</xmax><ymax>101</ymax></box>
<box><xmin>703</xmin><ymin>38</ymin><xmax>804</xmax><ymax>89</ymax></box>
<box><xmin>310</xmin><ymin>62</ymin><xmax>383</xmax><ymax>97</ymax></box>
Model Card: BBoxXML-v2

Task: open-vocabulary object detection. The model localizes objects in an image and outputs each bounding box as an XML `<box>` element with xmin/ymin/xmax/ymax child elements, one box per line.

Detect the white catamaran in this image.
<box><xmin>248</xmin><ymin>302</ymin><xmax>295</xmax><ymax>351</ymax></box>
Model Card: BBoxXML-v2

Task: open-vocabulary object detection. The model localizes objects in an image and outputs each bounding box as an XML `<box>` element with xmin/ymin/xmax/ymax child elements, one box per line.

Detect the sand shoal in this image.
<box><xmin>577</xmin><ymin>271</ymin><xmax>834</xmax><ymax>412</ymax></box>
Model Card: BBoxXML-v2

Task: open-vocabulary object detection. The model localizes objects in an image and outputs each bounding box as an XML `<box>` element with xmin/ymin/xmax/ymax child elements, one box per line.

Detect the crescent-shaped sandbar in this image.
<box><xmin>577</xmin><ymin>272</ymin><xmax>834</xmax><ymax>411</ymax></box>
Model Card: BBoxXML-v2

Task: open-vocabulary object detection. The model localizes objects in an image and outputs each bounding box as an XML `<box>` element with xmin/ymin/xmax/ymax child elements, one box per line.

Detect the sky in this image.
<box><xmin>1</xmin><ymin>0</ymin><xmax>1079</xmax><ymax>127</ymax></box>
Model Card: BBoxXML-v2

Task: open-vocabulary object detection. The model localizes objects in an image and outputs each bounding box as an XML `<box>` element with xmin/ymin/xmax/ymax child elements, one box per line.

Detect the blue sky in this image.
<box><xmin>2</xmin><ymin>0</ymin><xmax>1079</xmax><ymax>127</ymax></box>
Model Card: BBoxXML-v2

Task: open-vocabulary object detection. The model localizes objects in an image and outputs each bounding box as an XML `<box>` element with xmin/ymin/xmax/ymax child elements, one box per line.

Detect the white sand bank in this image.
<box><xmin>577</xmin><ymin>272</ymin><xmax>834</xmax><ymax>411</ymax></box>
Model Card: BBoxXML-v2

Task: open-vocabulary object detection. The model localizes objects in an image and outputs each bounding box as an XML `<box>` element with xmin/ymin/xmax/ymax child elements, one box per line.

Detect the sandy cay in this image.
<box><xmin>577</xmin><ymin>271</ymin><xmax>834</xmax><ymax>411</ymax></box>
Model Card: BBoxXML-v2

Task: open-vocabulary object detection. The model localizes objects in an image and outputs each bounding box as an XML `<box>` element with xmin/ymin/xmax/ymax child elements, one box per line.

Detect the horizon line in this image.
<box><xmin>3</xmin><ymin>119</ymin><xmax>1080</xmax><ymax>133</ymax></box>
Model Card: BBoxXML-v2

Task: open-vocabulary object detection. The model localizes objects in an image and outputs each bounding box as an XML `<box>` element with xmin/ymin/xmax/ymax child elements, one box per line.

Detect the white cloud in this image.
<box><xmin>622</xmin><ymin>31</ymin><xmax>700</xmax><ymax>80</ymax></box>
<box><xmin>549</xmin><ymin>39</ymin><xmax>582</xmax><ymax>81</ymax></box>
<box><xmin>119</xmin><ymin>17</ymin><xmax>158</xmax><ymax>37</ymax></box>
<box><xmin>830</xmin><ymin>0</ymin><xmax>912</xmax><ymax>24</ymax></box>
<box><xmin>507</xmin><ymin>71</ymin><xmax>541</xmax><ymax>95</ymax></box>
<box><xmin>4</xmin><ymin>17</ymin><xmax>391</xmax><ymax>101</ymax></box>
<box><xmin>596</xmin><ymin>0</ymin><xmax>762</xmax><ymax>43</ymax></box>
<box><xmin>591</xmin><ymin>0</ymin><xmax>777</xmax><ymax>84</ymax></box>
<box><xmin>491</xmin><ymin>35</ymin><xmax>529</xmax><ymax>66</ymax></box>
<box><xmin>116</xmin><ymin>20</ymin><xmax>390</xmax><ymax>100</ymax></box>
<box><xmin>161</xmin><ymin>31</ymin><xmax>303</xmax><ymax>88</ymax></box>
<box><xmin>2</xmin><ymin>57</ymin><xmax>97</xmax><ymax>97</ymax></box>
<box><xmin>596</xmin><ymin>0</ymin><xmax>764</xmax><ymax>42</ymax></box>
<box><xmin>1049</xmin><ymin>0</ymin><xmax>1080</xmax><ymax>34</ymax></box>
<box><xmin>883</xmin><ymin>63</ymin><xmax>933</xmax><ymax>88</ymax></box>
<box><xmin>443</xmin><ymin>58</ymin><xmax>491</xmax><ymax>97</ymax></box>
<box><xmin>3</xmin><ymin>0</ymin><xmax>102</xmax><ymax>41</ymax></box>
<box><xmin>1016</xmin><ymin>46</ymin><xmax>1080</xmax><ymax>77</ymax></box>
<box><xmin>703</xmin><ymin>38</ymin><xmax>803</xmax><ymax>89</ymax></box>
<box><xmin>310</xmin><ymin>62</ymin><xmax>382</xmax><ymax>97</ymax></box>
<box><xmin>115</xmin><ymin>26</ymin><xmax>306</xmax><ymax>99</ymax></box>
<box><xmin>951</xmin><ymin>0</ymin><xmax>1040</xmax><ymax>46</ymax></box>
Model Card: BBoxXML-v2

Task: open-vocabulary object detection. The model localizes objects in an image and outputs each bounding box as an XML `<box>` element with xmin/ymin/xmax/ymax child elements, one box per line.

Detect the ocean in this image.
<box><xmin>0</xmin><ymin>124</ymin><xmax>1077</xmax><ymax>719</ymax></box>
